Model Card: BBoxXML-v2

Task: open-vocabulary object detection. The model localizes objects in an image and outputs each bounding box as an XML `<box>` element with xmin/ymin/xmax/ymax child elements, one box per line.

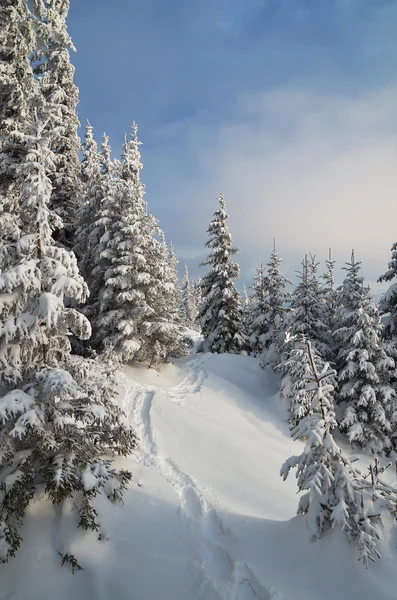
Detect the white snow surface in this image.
<box><xmin>2</xmin><ymin>353</ymin><xmax>397</xmax><ymax>599</ymax></box>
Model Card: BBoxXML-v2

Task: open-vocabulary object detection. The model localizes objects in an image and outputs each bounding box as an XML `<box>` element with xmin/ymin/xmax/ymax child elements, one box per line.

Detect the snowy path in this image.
<box><xmin>120</xmin><ymin>355</ymin><xmax>279</xmax><ymax>600</ymax></box>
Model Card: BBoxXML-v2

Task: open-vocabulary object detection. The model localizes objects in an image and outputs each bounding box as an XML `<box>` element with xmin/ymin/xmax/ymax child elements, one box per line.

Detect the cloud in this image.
<box><xmin>145</xmin><ymin>82</ymin><xmax>397</xmax><ymax>288</ymax></box>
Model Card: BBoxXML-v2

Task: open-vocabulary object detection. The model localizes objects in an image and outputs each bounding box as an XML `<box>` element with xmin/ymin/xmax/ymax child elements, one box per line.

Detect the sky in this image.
<box><xmin>67</xmin><ymin>0</ymin><xmax>397</xmax><ymax>291</ymax></box>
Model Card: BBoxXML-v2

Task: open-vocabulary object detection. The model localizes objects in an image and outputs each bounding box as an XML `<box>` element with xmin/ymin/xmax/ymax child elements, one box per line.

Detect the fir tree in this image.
<box><xmin>246</xmin><ymin>263</ymin><xmax>268</xmax><ymax>357</ymax></box>
<box><xmin>288</xmin><ymin>255</ymin><xmax>330</xmax><ymax>360</ymax></box>
<box><xmin>181</xmin><ymin>264</ymin><xmax>198</xmax><ymax>330</ymax></box>
<box><xmin>321</xmin><ymin>248</ymin><xmax>339</xmax><ymax>334</ymax></box>
<box><xmin>0</xmin><ymin>0</ymin><xmax>37</xmax><ymax>250</ymax></box>
<box><xmin>145</xmin><ymin>233</ymin><xmax>187</xmax><ymax>365</ymax></box>
<box><xmin>32</xmin><ymin>0</ymin><xmax>82</xmax><ymax>245</ymax></box>
<box><xmin>378</xmin><ymin>241</ymin><xmax>397</xmax><ymax>346</ymax></box>
<box><xmin>0</xmin><ymin>91</ymin><xmax>135</xmax><ymax>561</ymax></box>
<box><xmin>74</xmin><ymin>122</ymin><xmax>102</xmax><ymax>286</ymax></box>
<box><xmin>334</xmin><ymin>252</ymin><xmax>396</xmax><ymax>453</ymax></box>
<box><xmin>198</xmin><ymin>194</ymin><xmax>245</xmax><ymax>354</ymax></box>
<box><xmin>278</xmin><ymin>333</ymin><xmax>316</xmax><ymax>427</ymax></box>
<box><xmin>93</xmin><ymin>125</ymin><xmax>185</xmax><ymax>364</ymax></box>
<box><xmin>281</xmin><ymin>340</ymin><xmax>384</xmax><ymax>567</ymax></box>
<box><xmin>260</xmin><ymin>241</ymin><xmax>291</xmax><ymax>368</ymax></box>
<box><xmin>240</xmin><ymin>283</ymin><xmax>252</xmax><ymax>351</ymax></box>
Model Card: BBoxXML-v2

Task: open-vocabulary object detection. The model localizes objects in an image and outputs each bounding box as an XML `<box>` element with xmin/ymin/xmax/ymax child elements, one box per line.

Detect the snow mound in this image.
<box><xmin>2</xmin><ymin>353</ymin><xmax>397</xmax><ymax>600</ymax></box>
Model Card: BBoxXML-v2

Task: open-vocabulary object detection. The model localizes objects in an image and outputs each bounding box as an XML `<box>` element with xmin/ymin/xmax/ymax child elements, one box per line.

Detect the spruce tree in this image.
<box><xmin>278</xmin><ymin>333</ymin><xmax>319</xmax><ymax>427</ymax></box>
<box><xmin>193</xmin><ymin>277</ymin><xmax>203</xmax><ymax>328</ymax></box>
<box><xmin>74</xmin><ymin>122</ymin><xmax>102</xmax><ymax>286</ymax></box>
<box><xmin>246</xmin><ymin>263</ymin><xmax>268</xmax><ymax>357</ymax></box>
<box><xmin>288</xmin><ymin>255</ymin><xmax>330</xmax><ymax>360</ymax></box>
<box><xmin>145</xmin><ymin>233</ymin><xmax>187</xmax><ymax>365</ymax></box>
<box><xmin>321</xmin><ymin>249</ymin><xmax>339</xmax><ymax>333</ymax></box>
<box><xmin>378</xmin><ymin>241</ymin><xmax>397</xmax><ymax>347</ymax></box>
<box><xmin>260</xmin><ymin>241</ymin><xmax>291</xmax><ymax>368</ymax></box>
<box><xmin>93</xmin><ymin>125</ymin><xmax>185</xmax><ymax>364</ymax></box>
<box><xmin>334</xmin><ymin>252</ymin><xmax>396</xmax><ymax>453</ymax></box>
<box><xmin>0</xmin><ymin>88</ymin><xmax>135</xmax><ymax>561</ymax></box>
<box><xmin>32</xmin><ymin>0</ymin><xmax>82</xmax><ymax>245</ymax></box>
<box><xmin>198</xmin><ymin>194</ymin><xmax>245</xmax><ymax>354</ymax></box>
<box><xmin>281</xmin><ymin>340</ymin><xmax>384</xmax><ymax>567</ymax></box>
<box><xmin>0</xmin><ymin>0</ymin><xmax>37</xmax><ymax>248</ymax></box>
<box><xmin>181</xmin><ymin>264</ymin><xmax>198</xmax><ymax>330</ymax></box>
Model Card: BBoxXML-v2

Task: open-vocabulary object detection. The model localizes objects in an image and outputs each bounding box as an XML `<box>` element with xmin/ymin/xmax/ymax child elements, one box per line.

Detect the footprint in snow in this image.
<box><xmin>234</xmin><ymin>563</ymin><xmax>281</xmax><ymax>600</ymax></box>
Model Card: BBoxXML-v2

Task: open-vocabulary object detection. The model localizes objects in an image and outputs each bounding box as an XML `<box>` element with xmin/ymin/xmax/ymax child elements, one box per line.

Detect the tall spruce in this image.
<box><xmin>320</xmin><ymin>248</ymin><xmax>339</xmax><ymax>361</ymax></box>
<box><xmin>32</xmin><ymin>0</ymin><xmax>82</xmax><ymax>245</ymax></box>
<box><xmin>260</xmin><ymin>241</ymin><xmax>291</xmax><ymax>368</ymax></box>
<box><xmin>198</xmin><ymin>194</ymin><xmax>245</xmax><ymax>354</ymax></box>
<box><xmin>93</xmin><ymin>125</ymin><xmax>185</xmax><ymax>364</ymax></box>
<box><xmin>74</xmin><ymin>122</ymin><xmax>102</xmax><ymax>288</ymax></box>
<box><xmin>288</xmin><ymin>255</ymin><xmax>330</xmax><ymax>360</ymax></box>
<box><xmin>181</xmin><ymin>264</ymin><xmax>198</xmax><ymax>330</ymax></box>
<box><xmin>334</xmin><ymin>252</ymin><xmax>396</xmax><ymax>453</ymax></box>
<box><xmin>246</xmin><ymin>263</ymin><xmax>268</xmax><ymax>356</ymax></box>
<box><xmin>378</xmin><ymin>241</ymin><xmax>397</xmax><ymax>349</ymax></box>
<box><xmin>0</xmin><ymin>0</ymin><xmax>37</xmax><ymax>249</ymax></box>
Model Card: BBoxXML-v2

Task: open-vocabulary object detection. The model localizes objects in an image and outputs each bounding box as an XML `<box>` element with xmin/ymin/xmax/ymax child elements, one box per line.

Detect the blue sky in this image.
<box><xmin>68</xmin><ymin>0</ymin><xmax>397</xmax><ymax>289</ymax></box>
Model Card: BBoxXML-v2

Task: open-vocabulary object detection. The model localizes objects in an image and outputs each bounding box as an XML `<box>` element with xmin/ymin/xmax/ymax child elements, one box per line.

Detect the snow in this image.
<box><xmin>2</xmin><ymin>352</ymin><xmax>397</xmax><ymax>599</ymax></box>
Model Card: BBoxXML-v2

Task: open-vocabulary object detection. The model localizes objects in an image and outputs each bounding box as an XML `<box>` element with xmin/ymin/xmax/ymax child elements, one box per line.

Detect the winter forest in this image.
<box><xmin>1</xmin><ymin>1</ymin><xmax>397</xmax><ymax>599</ymax></box>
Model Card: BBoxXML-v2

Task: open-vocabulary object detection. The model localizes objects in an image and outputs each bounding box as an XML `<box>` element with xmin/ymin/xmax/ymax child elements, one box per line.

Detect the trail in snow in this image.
<box><xmin>120</xmin><ymin>355</ymin><xmax>281</xmax><ymax>600</ymax></box>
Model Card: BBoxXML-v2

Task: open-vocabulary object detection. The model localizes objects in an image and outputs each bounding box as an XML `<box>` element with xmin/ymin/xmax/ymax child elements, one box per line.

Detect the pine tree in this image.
<box><xmin>198</xmin><ymin>194</ymin><xmax>245</xmax><ymax>354</ymax></box>
<box><xmin>378</xmin><ymin>241</ymin><xmax>397</xmax><ymax>346</ymax></box>
<box><xmin>281</xmin><ymin>340</ymin><xmax>383</xmax><ymax>567</ymax></box>
<box><xmin>260</xmin><ymin>241</ymin><xmax>291</xmax><ymax>368</ymax></box>
<box><xmin>334</xmin><ymin>252</ymin><xmax>396</xmax><ymax>453</ymax></box>
<box><xmin>181</xmin><ymin>264</ymin><xmax>198</xmax><ymax>330</ymax></box>
<box><xmin>32</xmin><ymin>0</ymin><xmax>82</xmax><ymax>245</ymax></box>
<box><xmin>0</xmin><ymin>88</ymin><xmax>135</xmax><ymax>561</ymax></box>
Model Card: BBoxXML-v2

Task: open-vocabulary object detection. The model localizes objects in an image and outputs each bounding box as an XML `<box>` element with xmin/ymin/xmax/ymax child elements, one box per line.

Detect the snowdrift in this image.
<box><xmin>2</xmin><ymin>353</ymin><xmax>397</xmax><ymax>600</ymax></box>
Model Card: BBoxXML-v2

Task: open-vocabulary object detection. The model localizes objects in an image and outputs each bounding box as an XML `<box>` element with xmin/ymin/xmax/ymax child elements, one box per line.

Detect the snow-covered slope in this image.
<box><xmin>2</xmin><ymin>354</ymin><xmax>397</xmax><ymax>600</ymax></box>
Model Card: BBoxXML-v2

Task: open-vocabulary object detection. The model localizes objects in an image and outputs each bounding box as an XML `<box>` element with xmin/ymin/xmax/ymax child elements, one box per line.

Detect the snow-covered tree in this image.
<box><xmin>163</xmin><ymin>239</ymin><xmax>182</xmax><ymax>327</ymax></box>
<box><xmin>246</xmin><ymin>263</ymin><xmax>268</xmax><ymax>357</ymax></box>
<box><xmin>193</xmin><ymin>277</ymin><xmax>203</xmax><ymax>326</ymax></box>
<box><xmin>145</xmin><ymin>233</ymin><xmax>187</xmax><ymax>365</ymax></box>
<box><xmin>181</xmin><ymin>264</ymin><xmax>199</xmax><ymax>330</ymax></box>
<box><xmin>334</xmin><ymin>253</ymin><xmax>396</xmax><ymax>453</ymax></box>
<box><xmin>281</xmin><ymin>340</ymin><xmax>384</xmax><ymax>567</ymax></box>
<box><xmin>0</xmin><ymin>0</ymin><xmax>37</xmax><ymax>250</ymax></box>
<box><xmin>321</xmin><ymin>248</ymin><xmax>339</xmax><ymax>337</ymax></box>
<box><xmin>198</xmin><ymin>194</ymin><xmax>245</xmax><ymax>354</ymax></box>
<box><xmin>74</xmin><ymin>122</ymin><xmax>102</xmax><ymax>285</ymax></box>
<box><xmin>92</xmin><ymin>125</ymin><xmax>185</xmax><ymax>364</ymax></box>
<box><xmin>32</xmin><ymin>0</ymin><xmax>82</xmax><ymax>244</ymax></box>
<box><xmin>0</xmin><ymin>95</ymin><xmax>135</xmax><ymax>561</ymax></box>
<box><xmin>260</xmin><ymin>242</ymin><xmax>291</xmax><ymax>368</ymax></box>
<box><xmin>378</xmin><ymin>241</ymin><xmax>397</xmax><ymax>347</ymax></box>
<box><xmin>278</xmin><ymin>333</ymin><xmax>328</xmax><ymax>428</ymax></box>
<box><xmin>288</xmin><ymin>255</ymin><xmax>330</xmax><ymax>360</ymax></box>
